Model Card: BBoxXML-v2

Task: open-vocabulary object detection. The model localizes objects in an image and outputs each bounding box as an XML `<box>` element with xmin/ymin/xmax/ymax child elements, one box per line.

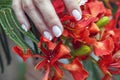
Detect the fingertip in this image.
<box><xmin>78</xmin><ymin>0</ymin><xmax>88</xmax><ymax>6</ymax></box>
<box><xmin>21</xmin><ymin>24</ymin><xmax>29</xmax><ymax>32</ymax></box>
<box><xmin>52</xmin><ymin>25</ymin><xmax>62</xmax><ymax>37</ymax></box>
<box><xmin>72</xmin><ymin>9</ymin><xmax>82</xmax><ymax>21</ymax></box>
<box><xmin>63</xmin><ymin>0</ymin><xmax>82</xmax><ymax>21</ymax></box>
<box><xmin>21</xmin><ymin>23</ymin><xmax>30</xmax><ymax>32</ymax></box>
<box><xmin>43</xmin><ymin>31</ymin><xmax>53</xmax><ymax>41</ymax></box>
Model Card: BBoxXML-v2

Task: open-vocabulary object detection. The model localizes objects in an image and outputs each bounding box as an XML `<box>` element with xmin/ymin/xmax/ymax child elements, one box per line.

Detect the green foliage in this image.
<box><xmin>0</xmin><ymin>24</ymin><xmax>11</xmax><ymax>65</ymax></box>
<box><xmin>0</xmin><ymin>0</ymin><xmax>12</xmax><ymax>73</ymax></box>
<box><xmin>0</xmin><ymin>0</ymin><xmax>39</xmax><ymax>73</ymax></box>
<box><xmin>0</xmin><ymin>8</ymin><xmax>39</xmax><ymax>51</ymax></box>
<box><xmin>83</xmin><ymin>59</ymin><xmax>103</xmax><ymax>80</ymax></box>
<box><xmin>0</xmin><ymin>55</ymin><xmax>4</xmax><ymax>73</ymax></box>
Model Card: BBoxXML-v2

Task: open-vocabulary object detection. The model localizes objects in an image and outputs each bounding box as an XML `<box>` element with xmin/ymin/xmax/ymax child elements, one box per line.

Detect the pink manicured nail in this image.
<box><xmin>72</xmin><ymin>9</ymin><xmax>82</xmax><ymax>21</ymax></box>
<box><xmin>52</xmin><ymin>25</ymin><xmax>62</xmax><ymax>37</ymax></box>
<box><xmin>79</xmin><ymin>0</ymin><xmax>88</xmax><ymax>6</ymax></box>
<box><xmin>21</xmin><ymin>24</ymin><xmax>28</xmax><ymax>32</ymax></box>
<box><xmin>43</xmin><ymin>31</ymin><xmax>53</xmax><ymax>41</ymax></box>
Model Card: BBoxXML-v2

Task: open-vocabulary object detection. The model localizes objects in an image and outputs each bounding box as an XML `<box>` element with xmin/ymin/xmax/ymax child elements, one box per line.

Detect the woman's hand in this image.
<box><xmin>12</xmin><ymin>0</ymin><xmax>86</xmax><ymax>40</ymax></box>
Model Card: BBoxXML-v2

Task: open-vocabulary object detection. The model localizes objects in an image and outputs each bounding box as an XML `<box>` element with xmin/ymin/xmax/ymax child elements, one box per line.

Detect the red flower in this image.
<box><xmin>61</xmin><ymin>1</ymin><xmax>111</xmax><ymax>45</ymax></box>
<box><xmin>12</xmin><ymin>1</ymin><xmax>120</xmax><ymax>80</ymax></box>
<box><xmin>98</xmin><ymin>50</ymin><xmax>120</xmax><ymax>79</ymax></box>
<box><xmin>62</xmin><ymin>14</ymin><xmax>97</xmax><ymax>45</ymax></box>
<box><xmin>35</xmin><ymin>36</ymin><xmax>70</xmax><ymax>80</ymax></box>
<box><xmin>97</xmin><ymin>5</ymin><xmax>120</xmax><ymax>79</ymax></box>
<box><xmin>97</xmin><ymin>4</ymin><xmax>120</xmax><ymax>57</ymax></box>
<box><xmin>36</xmin><ymin>36</ymin><xmax>89</xmax><ymax>80</ymax></box>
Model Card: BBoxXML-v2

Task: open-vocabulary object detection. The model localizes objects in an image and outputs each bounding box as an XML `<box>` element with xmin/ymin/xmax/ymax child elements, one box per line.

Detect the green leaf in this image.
<box><xmin>83</xmin><ymin>59</ymin><xmax>103</xmax><ymax>80</ymax></box>
<box><xmin>0</xmin><ymin>55</ymin><xmax>4</xmax><ymax>73</ymax></box>
<box><xmin>0</xmin><ymin>9</ymin><xmax>29</xmax><ymax>51</ymax></box>
<box><xmin>4</xmin><ymin>8</ymin><xmax>39</xmax><ymax>44</ymax></box>
<box><xmin>0</xmin><ymin>25</ymin><xmax>11</xmax><ymax>65</ymax></box>
<box><xmin>0</xmin><ymin>0</ymin><xmax>11</xmax><ymax>6</ymax></box>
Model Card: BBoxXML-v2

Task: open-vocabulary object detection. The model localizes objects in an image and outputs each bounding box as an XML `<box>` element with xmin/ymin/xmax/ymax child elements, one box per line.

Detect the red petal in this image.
<box><xmin>63</xmin><ymin>58</ymin><xmax>88</xmax><ymax>80</ymax></box>
<box><xmin>50</xmin><ymin>44</ymin><xmax>70</xmax><ymax>65</ymax></box>
<box><xmin>102</xmin><ymin>74</ymin><xmax>111</xmax><ymax>80</ymax></box>
<box><xmin>52</xmin><ymin>0</ymin><xmax>65</xmax><ymax>14</ymax></box>
<box><xmin>77</xmin><ymin>15</ymin><xmax>97</xmax><ymax>28</ymax></box>
<box><xmin>60</xmin><ymin>15</ymin><xmax>75</xmax><ymax>22</ymax></box>
<box><xmin>52</xmin><ymin>63</ymin><xmax>63</xmax><ymax>80</ymax></box>
<box><xmin>87</xmin><ymin>1</ymin><xmax>106</xmax><ymax>17</ymax></box>
<box><xmin>39</xmin><ymin>36</ymin><xmax>56</xmax><ymax>50</ymax></box>
<box><xmin>62</xmin><ymin>30</ymin><xmax>69</xmax><ymax>37</ymax></box>
<box><xmin>94</xmin><ymin>37</ymin><xmax>114</xmax><ymax>56</ymax></box>
<box><xmin>41</xmin><ymin>46</ymin><xmax>49</xmax><ymax>56</ymax></box>
<box><xmin>34</xmin><ymin>59</ymin><xmax>48</xmax><ymax>70</ymax></box>
<box><xmin>104</xmin><ymin>19</ymin><xmax>116</xmax><ymax>30</ymax></box>
<box><xmin>98</xmin><ymin>55</ymin><xmax>113</xmax><ymax>74</ymax></box>
<box><xmin>12</xmin><ymin>46</ymin><xmax>32</xmax><ymax>62</ymax></box>
<box><xmin>89</xmin><ymin>23</ymin><xmax>100</xmax><ymax>34</ymax></box>
<box><xmin>12</xmin><ymin>46</ymin><xmax>23</xmax><ymax>58</ymax></box>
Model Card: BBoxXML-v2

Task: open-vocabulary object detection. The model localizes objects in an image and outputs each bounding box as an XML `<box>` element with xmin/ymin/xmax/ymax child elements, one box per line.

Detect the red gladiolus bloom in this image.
<box><xmin>61</xmin><ymin>1</ymin><xmax>111</xmax><ymax>45</ymax></box>
<box><xmin>98</xmin><ymin>50</ymin><xmax>120</xmax><ymax>80</ymax></box>
<box><xmin>61</xmin><ymin>14</ymin><xmax>97</xmax><ymax>45</ymax></box>
<box><xmin>35</xmin><ymin>36</ymin><xmax>70</xmax><ymax>80</ymax></box>
<box><xmin>36</xmin><ymin>36</ymin><xmax>89</xmax><ymax>80</ymax></box>
<box><xmin>98</xmin><ymin>6</ymin><xmax>120</xmax><ymax>79</ymax></box>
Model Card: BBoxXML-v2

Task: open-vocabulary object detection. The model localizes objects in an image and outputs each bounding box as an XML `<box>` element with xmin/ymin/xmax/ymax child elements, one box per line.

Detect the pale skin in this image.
<box><xmin>12</xmin><ymin>0</ymin><xmax>86</xmax><ymax>40</ymax></box>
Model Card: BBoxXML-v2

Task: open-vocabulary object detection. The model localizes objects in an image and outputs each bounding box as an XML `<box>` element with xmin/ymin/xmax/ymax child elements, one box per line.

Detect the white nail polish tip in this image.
<box><xmin>79</xmin><ymin>0</ymin><xmax>88</xmax><ymax>6</ymax></box>
<box><xmin>52</xmin><ymin>26</ymin><xmax>62</xmax><ymax>37</ymax></box>
<box><xmin>43</xmin><ymin>31</ymin><xmax>53</xmax><ymax>41</ymax></box>
<box><xmin>72</xmin><ymin>9</ymin><xmax>82</xmax><ymax>21</ymax></box>
<box><xmin>21</xmin><ymin>24</ymin><xmax>28</xmax><ymax>32</ymax></box>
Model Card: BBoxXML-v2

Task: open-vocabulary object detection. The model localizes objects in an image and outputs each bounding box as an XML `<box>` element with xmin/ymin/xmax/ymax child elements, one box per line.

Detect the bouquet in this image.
<box><xmin>1</xmin><ymin>0</ymin><xmax>120</xmax><ymax>80</ymax></box>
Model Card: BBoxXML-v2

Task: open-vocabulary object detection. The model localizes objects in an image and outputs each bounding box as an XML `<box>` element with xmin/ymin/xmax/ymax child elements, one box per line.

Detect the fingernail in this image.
<box><xmin>52</xmin><ymin>25</ymin><xmax>62</xmax><ymax>37</ymax></box>
<box><xmin>43</xmin><ymin>31</ymin><xmax>53</xmax><ymax>40</ymax></box>
<box><xmin>79</xmin><ymin>0</ymin><xmax>88</xmax><ymax>6</ymax></box>
<box><xmin>72</xmin><ymin>9</ymin><xmax>82</xmax><ymax>21</ymax></box>
<box><xmin>21</xmin><ymin>24</ymin><xmax>28</xmax><ymax>32</ymax></box>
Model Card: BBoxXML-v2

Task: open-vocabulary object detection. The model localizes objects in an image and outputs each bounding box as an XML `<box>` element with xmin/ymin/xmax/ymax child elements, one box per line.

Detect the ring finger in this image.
<box><xmin>22</xmin><ymin>0</ymin><xmax>53</xmax><ymax>40</ymax></box>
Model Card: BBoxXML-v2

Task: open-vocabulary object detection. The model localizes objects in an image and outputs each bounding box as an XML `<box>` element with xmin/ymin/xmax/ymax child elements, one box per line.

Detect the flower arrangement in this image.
<box><xmin>9</xmin><ymin>0</ymin><xmax>120</xmax><ymax>80</ymax></box>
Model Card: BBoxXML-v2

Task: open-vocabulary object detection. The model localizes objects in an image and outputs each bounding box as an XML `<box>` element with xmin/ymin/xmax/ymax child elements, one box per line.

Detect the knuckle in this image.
<box><xmin>34</xmin><ymin>0</ymin><xmax>44</xmax><ymax>4</ymax></box>
<box><xmin>23</xmin><ymin>4</ymin><xmax>33</xmax><ymax>12</ymax></box>
<box><xmin>47</xmin><ymin>14</ymin><xmax>56</xmax><ymax>20</ymax></box>
<box><xmin>34</xmin><ymin>0</ymin><xmax>48</xmax><ymax>5</ymax></box>
<box><xmin>36</xmin><ymin>21</ymin><xmax>44</xmax><ymax>27</ymax></box>
<box><xmin>12</xmin><ymin>4</ymin><xmax>18</xmax><ymax>10</ymax></box>
<box><xmin>47</xmin><ymin>16</ymin><xmax>59</xmax><ymax>26</ymax></box>
<box><xmin>23</xmin><ymin>4</ymin><xmax>30</xmax><ymax>10</ymax></box>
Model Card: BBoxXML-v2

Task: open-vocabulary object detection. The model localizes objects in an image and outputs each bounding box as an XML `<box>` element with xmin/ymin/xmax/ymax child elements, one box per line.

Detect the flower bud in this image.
<box><xmin>96</xmin><ymin>16</ymin><xmax>110</xmax><ymax>28</ymax></box>
<box><xmin>74</xmin><ymin>45</ymin><xmax>91</xmax><ymax>56</ymax></box>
